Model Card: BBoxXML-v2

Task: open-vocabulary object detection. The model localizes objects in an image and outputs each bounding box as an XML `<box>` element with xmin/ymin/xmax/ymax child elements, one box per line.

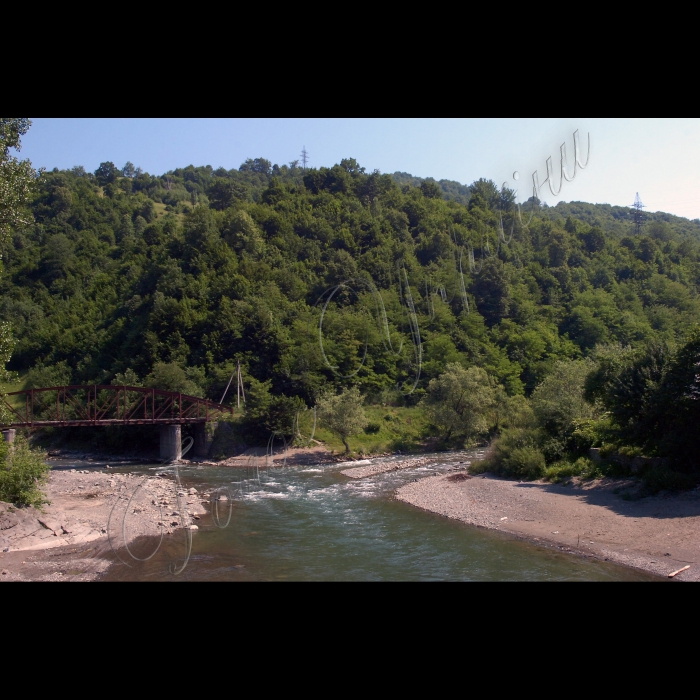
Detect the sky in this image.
<box><xmin>15</xmin><ymin>118</ymin><xmax>700</xmax><ymax>221</ymax></box>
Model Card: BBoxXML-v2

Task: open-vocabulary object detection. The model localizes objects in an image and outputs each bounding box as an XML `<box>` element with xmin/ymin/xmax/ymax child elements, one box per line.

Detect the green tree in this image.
<box><xmin>421</xmin><ymin>363</ymin><xmax>497</xmax><ymax>442</ymax></box>
<box><xmin>111</xmin><ymin>368</ymin><xmax>142</xmax><ymax>387</ymax></box>
<box><xmin>222</xmin><ymin>210</ymin><xmax>264</xmax><ymax>255</ymax></box>
<box><xmin>420</xmin><ymin>179</ymin><xmax>442</xmax><ymax>199</ymax></box>
<box><xmin>652</xmin><ymin>326</ymin><xmax>700</xmax><ymax>471</ymax></box>
<box><xmin>470</xmin><ymin>258</ymin><xmax>511</xmax><ymax>326</ymax></box>
<box><xmin>94</xmin><ymin>161</ymin><xmax>119</xmax><ymax>185</ymax></box>
<box><xmin>0</xmin><ymin>118</ymin><xmax>40</xmax><ymax>244</ymax></box>
<box><xmin>144</xmin><ymin>362</ymin><xmax>204</xmax><ymax>397</ymax></box>
<box><xmin>317</xmin><ymin>386</ymin><xmax>368</xmax><ymax>453</ymax></box>
<box><xmin>530</xmin><ymin>359</ymin><xmax>596</xmax><ymax>438</ymax></box>
<box><xmin>1</xmin><ymin>119</ymin><xmax>38</xmax><ymax>417</ymax></box>
<box><xmin>206</xmin><ymin>178</ymin><xmax>248</xmax><ymax>210</ymax></box>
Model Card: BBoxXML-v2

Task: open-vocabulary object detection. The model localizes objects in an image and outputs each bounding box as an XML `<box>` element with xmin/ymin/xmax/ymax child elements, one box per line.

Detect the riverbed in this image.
<box><xmin>96</xmin><ymin>450</ymin><xmax>657</xmax><ymax>581</ymax></box>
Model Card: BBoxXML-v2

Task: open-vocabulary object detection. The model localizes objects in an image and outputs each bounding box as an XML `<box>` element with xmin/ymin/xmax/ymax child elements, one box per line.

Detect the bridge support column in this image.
<box><xmin>1</xmin><ymin>429</ymin><xmax>15</xmax><ymax>444</ymax></box>
<box><xmin>160</xmin><ymin>424</ymin><xmax>181</xmax><ymax>462</ymax></box>
<box><xmin>194</xmin><ymin>422</ymin><xmax>216</xmax><ymax>458</ymax></box>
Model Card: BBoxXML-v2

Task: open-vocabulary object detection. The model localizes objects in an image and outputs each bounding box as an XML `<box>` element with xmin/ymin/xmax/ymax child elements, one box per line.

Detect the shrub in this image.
<box><xmin>0</xmin><ymin>435</ymin><xmax>50</xmax><ymax>509</ymax></box>
<box><xmin>541</xmin><ymin>436</ymin><xmax>567</xmax><ymax>463</ymax></box>
<box><xmin>470</xmin><ymin>427</ymin><xmax>546</xmax><ymax>479</ymax></box>
<box><xmin>642</xmin><ymin>466</ymin><xmax>697</xmax><ymax>494</ymax></box>
<box><xmin>570</xmin><ymin>415</ymin><xmax>615</xmax><ymax>452</ymax></box>
<box><xmin>364</xmin><ymin>422</ymin><xmax>381</xmax><ymax>434</ymax></box>
<box><xmin>599</xmin><ymin>442</ymin><xmax>618</xmax><ymax>458</ymax></box>
<box><xmin>544</xmin><ymin>456</ymin><xmax>599</xmax><ymax>483</ymax></box>
<box><xmin>617</xmin><ymin>445</ymin><xmax>644</xmax><ymax>458</ymax></box>
<box><xmin>501</xmin><ymin>446</ymin><xmax>546</xmax><ymax>480</ymax></box>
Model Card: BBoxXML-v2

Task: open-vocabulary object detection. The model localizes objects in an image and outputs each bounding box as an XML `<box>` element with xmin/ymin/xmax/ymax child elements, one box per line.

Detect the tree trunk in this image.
<box><xmin>342</xmin><ymin>437</ymin><xmax>350</xmax><ymax>453</ymax></box>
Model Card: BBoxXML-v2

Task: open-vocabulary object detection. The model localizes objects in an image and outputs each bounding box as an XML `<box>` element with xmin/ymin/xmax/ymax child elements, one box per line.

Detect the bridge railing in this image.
<box><xmin>0</xmin><ymin>385</ymin><xmax>234</xmax><ymax>428</ymax></box>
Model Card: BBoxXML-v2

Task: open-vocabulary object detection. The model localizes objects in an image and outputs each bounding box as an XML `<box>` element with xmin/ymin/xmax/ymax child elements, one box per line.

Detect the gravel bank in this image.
<box><xmin>0</xmin><ymin>466</ymin><xmax>207</xmax><ymax>581</ymax></box>
<box><xmin>396</xmin><ymin>472</ymin><xmax>700</xmax><ymax>581</ymax></box>
<box><xmin>341</xmin><ymin>456</ymin><xmax>442</xmax><ymax>479</ymax></box>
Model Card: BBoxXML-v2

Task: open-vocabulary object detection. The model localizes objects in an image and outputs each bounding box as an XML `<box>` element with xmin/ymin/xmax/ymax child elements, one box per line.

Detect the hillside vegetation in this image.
<box><xmin>3</xmin><ymin>157</ymin><xmax>700</xmax><ymax>486</ymax></box>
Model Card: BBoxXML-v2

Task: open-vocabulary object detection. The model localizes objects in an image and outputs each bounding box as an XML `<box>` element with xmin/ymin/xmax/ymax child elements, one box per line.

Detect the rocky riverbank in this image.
<box><xmin>340</xmin><ymin>456</ymin><xmax>448</xmax><ymax>479</ymax></box>
<box><xmin>395</xmin><ymin>471</ymin><xmax>700</xmax><ymax>581</ymax></box>
<box><xmin>0</xmin><ymin>465</ymin><xmax>207</xmax><ymax>581</ymax></box>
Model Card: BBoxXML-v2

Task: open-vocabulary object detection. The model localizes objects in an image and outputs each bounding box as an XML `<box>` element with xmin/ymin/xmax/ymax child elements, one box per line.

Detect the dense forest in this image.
<box><xmin>3</xmin><ymin>154</ymin><xmax>700</xmax><ymax>488</ymax></box>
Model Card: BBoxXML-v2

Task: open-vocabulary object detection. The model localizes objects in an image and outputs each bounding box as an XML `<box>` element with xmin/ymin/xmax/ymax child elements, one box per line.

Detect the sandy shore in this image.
<box><xmin>0</xmin><ymin>466</ymin><xmax>207</xmax><ymax>581</ymax></box>
<box><xmin>395</xmin><ymin>471</ymin><xmax>700</xmax><ymax>581</ymax></box>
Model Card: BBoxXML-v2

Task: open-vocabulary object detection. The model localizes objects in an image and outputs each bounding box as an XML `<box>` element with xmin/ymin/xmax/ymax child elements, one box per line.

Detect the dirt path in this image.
<box><xmin>396</xmin><ymin>472</ymin><xmax>700</xmax><ymax>580</ymax></box>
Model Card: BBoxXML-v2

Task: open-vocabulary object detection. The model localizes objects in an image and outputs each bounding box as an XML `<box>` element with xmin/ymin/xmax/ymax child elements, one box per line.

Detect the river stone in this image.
<box><xmin>38</xmin><ymin>517</ymin><xmax>62</xmax><ymax>533</ymax></box>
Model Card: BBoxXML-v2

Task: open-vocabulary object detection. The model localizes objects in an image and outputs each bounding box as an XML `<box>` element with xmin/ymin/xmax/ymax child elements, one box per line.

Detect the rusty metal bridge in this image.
<box><xmin>0</xmin><ymin>385</ymin><xmax>234</xmax><ymax>429</ymax></box>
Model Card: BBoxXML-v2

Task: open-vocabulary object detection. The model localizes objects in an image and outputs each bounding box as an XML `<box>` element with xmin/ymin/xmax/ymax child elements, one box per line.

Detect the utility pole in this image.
<box><xmin>300</xmin><ymin>146</ymin><xmax>309</xmax><ymax>173</ymax></box>
<box><xmin>237</xmin><ymin>359</ymin><xmax>246</xmax><ymax>408</ymax></box>
<box><xmin>630</xmin><ymin>192</ymin><xmax>646</xmax><ymax>235</ymax></box>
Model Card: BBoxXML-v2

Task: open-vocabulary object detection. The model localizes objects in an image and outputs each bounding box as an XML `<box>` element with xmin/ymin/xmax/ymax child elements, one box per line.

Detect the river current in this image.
<box><xmin>58</xmin><ymin>449</ymin><xmax>655</xmax><ymax>581</ymax></box>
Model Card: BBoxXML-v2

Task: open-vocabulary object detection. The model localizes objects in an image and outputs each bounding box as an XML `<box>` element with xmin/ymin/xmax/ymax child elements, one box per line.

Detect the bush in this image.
<box><xmin>0</xmin><ymin>435</ymin><xmax>50</xmax><ymax>509</ymax></box>
<box><xmin>470</xmin><ymin>427</ymin><xmax>546</xmax><ymax>479</ymax></box>
<box><xmin>642</xmin><ymin>466</ymin><xmax>697</xmax><ymax>494</ymax></box>
<box><xmin>364</xmin><ymin>422</ymin><xmax>381</xmax><ymax>434</ymax></box>
<box><xmin>570</xmin><ymin>415</ymin><xmax>615</xmax><ymax>452</ymax></box>
<box><xmin>501</xmin><ymin>446</ymin><xmax>546</xmax><ymax>479</ymax></box>
<box><xmin>541</xmin><ymin>436</ymin><xmax>567</xmax><ymax>463</ymax></box>
<box><xmin>544</xmin><ymin>456</ymin><xmax>599</xmax><ymax>483</ymax></box>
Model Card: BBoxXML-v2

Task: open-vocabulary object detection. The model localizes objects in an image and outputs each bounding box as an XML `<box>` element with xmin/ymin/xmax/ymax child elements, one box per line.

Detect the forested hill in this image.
<box><xmin>391</xmin><ymin>171</ymin><xmax>700</xmax><ymax>240</ymax></box>
<box><xmin>3</xmin><ymin>157</ymin><xmax>700</xmax><ymax>413</ymax></box>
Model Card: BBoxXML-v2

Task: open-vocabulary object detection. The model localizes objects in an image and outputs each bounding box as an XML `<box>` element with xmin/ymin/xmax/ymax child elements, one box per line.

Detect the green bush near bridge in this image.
<box><xmin>0</xmin><ymin>433</ymin><xmax>50</xmax><ymax>509</ymax></box>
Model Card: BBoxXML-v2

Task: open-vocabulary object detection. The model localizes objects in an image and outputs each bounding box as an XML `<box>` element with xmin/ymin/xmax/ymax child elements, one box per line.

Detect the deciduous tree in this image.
<box><xmin>317</xmin><ymin>386</ymin><xmax>368</xmax><ymax>453</ymax></box>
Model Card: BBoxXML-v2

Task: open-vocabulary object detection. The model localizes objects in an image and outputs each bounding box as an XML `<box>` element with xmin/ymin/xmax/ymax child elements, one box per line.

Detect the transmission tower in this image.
<box><xmin>630</xmin><ymin>192</ymin><xmax>646</xmax><ymax>235</ymax></box>
<box><xmin>300</xmin><ymin>146</ymin><xmax>309</xmax><ymax>172</ymax></box>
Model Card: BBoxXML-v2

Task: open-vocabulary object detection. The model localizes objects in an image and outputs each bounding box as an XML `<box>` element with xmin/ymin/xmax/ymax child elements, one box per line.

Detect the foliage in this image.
<box><xmin>238</xmin><ymin>376</ymin><xmax>305</xmax><ymax>443</ymax></box>
<box><xmin>471</xmin><ymin>429</ymin><xmax>546</xmax><ymax>479</ymax></box>
<box><xmin>530</xmin><ymin>359</ymin><xmax>596</xmax><ymax>438</ymax></box>
<box><xmin>0</xmin><ymin>434</ymin><xmax>50</xmax><ymax>509</ymax></box>
<box><xmin>641</xmin><ymin>465</ymin><xmax>697</xmax><ymax>494</ymax></box>
<box><xmin>2</xmin><ymin>156</ymin><xmax>700</xmax><ymax>413</ymax></box>
<box><xmin>3</xmin><ymin>150</ymin><xmax>700</xmax><ymax>475</ymax></box>
<box><xmin>543</xmin><ymin>456</ymin><xmax>599</xmax><ymax>483</ymax></box>
<box><xmin>1</xmin><ymin>118</ymin><xmax>41</xmax><ymax>244</ymax></box>
<box><xmin>421</xmin><ymin>363</ymin><xmax>497</xmax><ymax>443</ymax></box>
<box><xmin>316</xmin><ymin>386</ymin><xmax>368</xmax><ymax>453</ymax></box>
<box><xmin>143</xmin><ymin>362</ymin><xmax>204</xmax><ymax>397</ymax></box>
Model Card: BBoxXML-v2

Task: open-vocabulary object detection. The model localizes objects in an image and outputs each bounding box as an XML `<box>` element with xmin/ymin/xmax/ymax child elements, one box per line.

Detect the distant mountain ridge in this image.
<box><xmin>390</xmin><ymin>172</ymin><xmax>700</xmax><ymax>242</ymax></box>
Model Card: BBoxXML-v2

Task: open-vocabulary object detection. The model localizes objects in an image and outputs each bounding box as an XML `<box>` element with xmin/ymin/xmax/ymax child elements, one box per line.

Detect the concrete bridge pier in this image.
<box><xmin>1</xmin><ymin>429</ymin><xmax>15</xmax><ymax>444</ymax></box>
<box><xmin>194</xmin><ymin>422</ymin><xmax>216</xmax><ymax>458</ymax></box>
<box><xmin>160</xmin><ymin>424</ymin><xmax>181</xmax><ymax>461</ymax></box>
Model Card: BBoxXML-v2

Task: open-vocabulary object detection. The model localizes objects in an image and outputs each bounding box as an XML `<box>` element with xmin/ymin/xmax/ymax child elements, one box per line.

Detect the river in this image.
<box><xmin>82</xmin><ymin>449</ymin><xmax>657</xmax><ymax>581</ymax></box>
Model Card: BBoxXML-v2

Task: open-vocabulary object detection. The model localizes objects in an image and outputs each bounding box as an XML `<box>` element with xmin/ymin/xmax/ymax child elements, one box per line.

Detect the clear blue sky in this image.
<box><xmin>16</xmin><ymin>118</ymin><xmax>700</xmax><ymax>221</ymax></box>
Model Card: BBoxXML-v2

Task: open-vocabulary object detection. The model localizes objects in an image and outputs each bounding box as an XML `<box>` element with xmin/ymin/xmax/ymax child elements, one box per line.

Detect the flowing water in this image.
<box><xmin>65</xmin><ymin>449</ymin><xmax>658</xmax><ymax>581</ymax></box>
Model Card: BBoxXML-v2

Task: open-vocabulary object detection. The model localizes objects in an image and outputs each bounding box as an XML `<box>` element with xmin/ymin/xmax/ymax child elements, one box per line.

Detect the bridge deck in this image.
<box><xmin>1</xmin><ymin>384</ymin><xmax>234</xmax><ymax>429</ymax></box>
